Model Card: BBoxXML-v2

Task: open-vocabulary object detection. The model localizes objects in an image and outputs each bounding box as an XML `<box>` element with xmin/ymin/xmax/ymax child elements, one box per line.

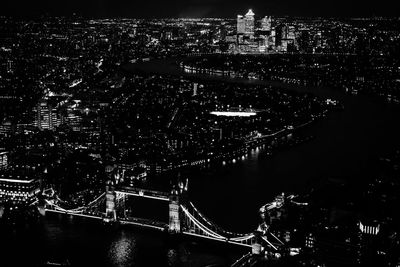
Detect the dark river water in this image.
<box><xmin>189</xmin><ymin>91</ymin><xmax>400</xmax><ymax>233</ymax></box>
<box><xmin>2</xmin><ymin>59</ymin><xmax>400</xmax><ymax>267</ymax></box>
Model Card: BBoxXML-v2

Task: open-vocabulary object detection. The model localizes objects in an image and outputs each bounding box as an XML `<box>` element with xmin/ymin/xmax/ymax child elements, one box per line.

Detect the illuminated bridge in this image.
<box><xmin>40</xmin><ymin>180</ymin><xmax>291</xmax><ymax>257</ymax></box>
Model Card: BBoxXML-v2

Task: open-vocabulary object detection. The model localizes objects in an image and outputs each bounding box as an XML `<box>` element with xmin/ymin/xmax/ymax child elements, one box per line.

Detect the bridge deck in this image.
<box><xmin>115</xmin><ymin>186</ymin><xmax>169</xmax><ymax>201</ymax></box>
<box><xmin>119</xmin><ymin>220</ymin><xmax>167</xmax><ymax>231</ymax></box>
<box><xmin>45</xmin><ymin>208</ymin><xmax>104</xmax><ymax>220</ymax></box>
<box><xmin>182</xmin><ymin>231</ymin><xmax>253</xmax><ymax>248</ymax></box>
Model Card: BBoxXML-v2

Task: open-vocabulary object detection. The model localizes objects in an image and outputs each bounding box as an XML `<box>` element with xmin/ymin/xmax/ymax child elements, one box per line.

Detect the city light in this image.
<box><xmin>0</xmin><ymin>5</ymin><xmax>400</xmax><ymax>267</ymax></box>
<box><xmin>210</xmin><ymin>111</ymin><xmax>257</xmax><ymax>117</ymax></box>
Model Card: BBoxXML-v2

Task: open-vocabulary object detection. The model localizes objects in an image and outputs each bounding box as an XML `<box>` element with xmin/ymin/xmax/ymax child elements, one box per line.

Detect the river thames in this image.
<box><xmin>2</xmin><ymin>59</ymin><xmax>400</xmax><ymax>267</ymax></box>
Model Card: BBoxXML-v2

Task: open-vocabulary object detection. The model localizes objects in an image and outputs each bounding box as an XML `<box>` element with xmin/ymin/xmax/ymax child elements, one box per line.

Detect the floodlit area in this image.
<box><xmin>210</xmin><ymin>111</ymin><xmax>257</xmax><ymax>117</ymax></box>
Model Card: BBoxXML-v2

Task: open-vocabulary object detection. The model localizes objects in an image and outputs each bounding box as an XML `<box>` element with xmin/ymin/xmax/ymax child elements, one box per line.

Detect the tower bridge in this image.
<box><xmin>40</xmin><ymin>179</ymin><xmax>293</xmax><ymax>258</ymax></box>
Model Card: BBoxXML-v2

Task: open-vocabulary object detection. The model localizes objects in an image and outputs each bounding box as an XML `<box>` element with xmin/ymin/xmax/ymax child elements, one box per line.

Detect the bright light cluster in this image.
<box><xmin>210</xmin><ymin>111</ymin><xmax>257</xmax><ymax>117</ymax></box>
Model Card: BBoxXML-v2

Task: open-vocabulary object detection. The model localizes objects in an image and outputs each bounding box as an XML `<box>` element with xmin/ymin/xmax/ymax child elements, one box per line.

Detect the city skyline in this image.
<box><xmin>1</xmin><ymin>4</ymin><xmax>400</xmax><ymax>267</ymax></box>
<box><xmin>2</xmin><ymin>0</ymin><xmax>400</xmax><ymax>18</ymax></box>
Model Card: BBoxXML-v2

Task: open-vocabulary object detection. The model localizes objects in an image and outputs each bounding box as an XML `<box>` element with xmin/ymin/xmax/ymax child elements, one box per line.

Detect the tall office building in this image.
<box><xmin>288</xmin><ymin>25</ymin><xmax>296</xmax><ymax>40</ymax></box>
<box><xmin>219</xmin><ymin>24</ymin><xmax>227</xmax><ymax>41</ymax></box>
<box><xmin>261</xmin><ymin>16</ymin><xmax>272</xmax><ymax>31</ymax></box>
<box><xmin>237</xmin><ymin>9</ymin><xmax>255</xmax><ymax>36</ymax></box>
<box><xmin>0</xmin><ymin>120</ymin><xmax>12</xmax><ymax>136</ymax></box>
<box><xmin>33</xmin><ymin>100</ymin><xmax>61</xmax><ymax>131</ymax></box>
<box><xmin>269</xmin><ymin>29</ymin><xmax>276</xmax><ymax>49</ymax></box>
<box><xmin>193</xmin><ymin>82</ymin><xmax>198</xmax><ymax>96</ymax></box>
<box><xmin>244</xmin><ymin>9</ymin><xmax>255</xmax><ymax>35</ymax></box>
<box><xmin>237</xmin><ymin>15</ymin><xmax>245</xmax><ymax>34</ymax></box>
<box><xmin>0</xmin><ymin>168</ymin><xmax>41</xmax><ymax>207</ymax></box>
<box><xmin>234</xmin><ymin>9</ymin><xmax>277</xmax><ymax>53</ymax></box>
<box><xmin>0</xmin><ymin>151</ymin><xmax>8</xmax><ymax>170</ymax></box>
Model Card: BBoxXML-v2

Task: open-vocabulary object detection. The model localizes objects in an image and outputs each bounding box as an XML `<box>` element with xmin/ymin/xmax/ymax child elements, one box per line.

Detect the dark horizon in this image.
<box><xmin>2</xmin><ymin>0</ymin><xmax>400</xmax><ymax>19</ymax></box>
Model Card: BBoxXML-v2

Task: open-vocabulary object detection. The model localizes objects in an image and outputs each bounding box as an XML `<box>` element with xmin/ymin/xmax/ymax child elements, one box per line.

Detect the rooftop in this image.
<box><xmin>246</xmin><ymin>9</ymin><xmax>255</xmax><ymax>16</ymax></box>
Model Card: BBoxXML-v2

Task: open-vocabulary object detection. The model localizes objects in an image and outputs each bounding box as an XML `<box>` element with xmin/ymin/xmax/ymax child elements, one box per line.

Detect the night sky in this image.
<box><xmin>2</xmin><ymin>0</ymin><xmax>399</xmax><ymax>18</ymax></box>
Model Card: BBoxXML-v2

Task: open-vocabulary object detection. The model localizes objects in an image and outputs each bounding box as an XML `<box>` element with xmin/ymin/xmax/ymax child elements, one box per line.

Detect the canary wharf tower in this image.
<box><xmin>244</xmin><ymin>9</ymin><xmax>255</xmax><ymax>35</ymax></box>
<box><xmin>237</xmin><ymin>9</ymin><xmax>255</xmax><ymax>36</ymax></box>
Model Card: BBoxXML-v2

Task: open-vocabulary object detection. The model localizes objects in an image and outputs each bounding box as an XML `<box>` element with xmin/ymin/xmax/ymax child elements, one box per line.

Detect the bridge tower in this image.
<box><xmin>252</xmin><ymin>231</ymin><xmax>263</xmax><ymax>255</ymax></box>
<box><xmin>105</xmin><ymin>180</ymin><xmax>117</xmax><ymax>221</ymax></box>
<box><xmin>104</xmin><ymin>163</ymin><xmax>117</xmax><ymax>222</ymax></box>
<box><xmin>168</xmin><ymin>186</ymin><xmax>181</xmax><ymax>233</ymax></box>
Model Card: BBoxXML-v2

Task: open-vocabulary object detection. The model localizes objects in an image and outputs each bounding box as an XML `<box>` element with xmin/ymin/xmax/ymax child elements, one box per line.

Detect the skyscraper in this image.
<box><xmin>261</xmin><ymin>16</ymin><xmax>272</xmax><ymax>31</ymax></box>
<box><xmin>237</xmin><ymin>15</ymin><xmax>245</xmax><ymax>34</ymax></box>
<box><xmin>244</xmin><ymin>9</ymin><xmax>255</xmax><ymax>36</ymax></box>
<box><xmin>0</xmin><ymin>151</ymin><xmax>8</xmax><ymax>170</ymax></box>
<box><xmin>237</xmin><ymin>9</ymin><xmax>255</xmax><ymax>36</ymax></box>
<box><xmin>33</xmin><ymin>100</ymin><xmax>61</xmax><ymax>131</ymax></box>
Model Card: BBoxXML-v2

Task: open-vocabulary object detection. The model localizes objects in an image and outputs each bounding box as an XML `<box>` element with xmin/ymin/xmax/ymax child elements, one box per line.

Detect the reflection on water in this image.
<box><xmin>167</xmin><ymin>248</ymin><xmax>179</xmax><ymax>267</ymax></box>
<box><xmin>108</xmin><ymin>231</ymin><xmax>136</xmax><ymax>267</ymax></box>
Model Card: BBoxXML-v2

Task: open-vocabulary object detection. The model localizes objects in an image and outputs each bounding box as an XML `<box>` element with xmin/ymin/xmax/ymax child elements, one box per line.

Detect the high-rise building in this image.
<box><xmin>234</xmin><ymin>9</ymin><xmax>277</xmax><ymax>53</ymax></box>
<box><xmin>0</xmin><ymin>170</ymin><xmax>41</xmax><ymax>207</ymax></box>
<box><xmin>193</xmin><ymin>82</ymin><xmax>198</xmax><ymax>96</ymax></box>
<box><xmin>269</xmin><ymin>29</ymin><xmax>276</xmax><ymax>49</ymax></box>
<box><xmin>237</xmin><ymin>9</ymin><xmax>255</xmax><ymax>36</ymax></box>
<box><xmin>0</xmin><ymin>151</ymin><xmax>8</xmax><ymax>170</ymax></box>
<box><xmin>261</xmin><ymin>16</ymin><xmax>272</xmax><ymax>31</ymax></box>
<box><xmin>244</xmin><ymin>9</ymin><xmax>255</xmax><ymax>36</ymax></box>
<box><xmin>0</xmin><ymin>120</ymin><xmax>12</xmax><ymax>136</ymax></box>
<box><xmin>219</xmin><ymin>24</ymin><xmax>227</xmax><ymax>41</ymax></box>
<box><xmin>237</xmin><ymin>15</ymin><xmax>245</xmax><ymax>34</ymax></box>
<box><xmin>33</xmin><ymin>100</ymin><xmax>61</xmax><ymax>130</ymax></box>
<box><xmin>281</xmin><ymin>24</ymin><xmax>289</xmax><ymax>40</ymax></box>
<box><xmin>288</xmin><ymin>25</ymin><xmax>296</xmax><ymax>40</ymax></box>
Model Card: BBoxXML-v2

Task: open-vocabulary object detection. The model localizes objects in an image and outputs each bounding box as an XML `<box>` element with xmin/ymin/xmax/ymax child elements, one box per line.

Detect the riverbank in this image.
<box><xmin>122</xmin><ymin>57</ymin><xmax>400</xmax><ymax>233</ymax></box>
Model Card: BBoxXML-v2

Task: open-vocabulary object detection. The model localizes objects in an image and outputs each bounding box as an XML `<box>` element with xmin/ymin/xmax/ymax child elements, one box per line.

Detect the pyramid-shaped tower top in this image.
<box><xmin>246</xmin><ymin>9</ymin><xmax>255</xmax><ymax>16</ymax></box>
